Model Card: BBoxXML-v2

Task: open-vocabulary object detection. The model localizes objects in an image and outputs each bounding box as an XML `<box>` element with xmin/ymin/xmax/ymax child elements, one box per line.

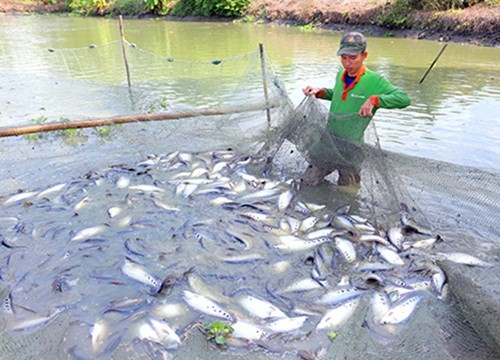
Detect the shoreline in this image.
<box><xmin>0</xmin><ymin>1</ymin><xmax>499</xmax><ymax>47</ymax></box>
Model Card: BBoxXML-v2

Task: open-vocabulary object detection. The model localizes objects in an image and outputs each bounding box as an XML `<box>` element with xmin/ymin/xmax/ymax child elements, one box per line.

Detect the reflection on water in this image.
<box><xmin>0</xmin><ymin>17</ymin><xmax>498</xmax><ymax>169</ymax></box>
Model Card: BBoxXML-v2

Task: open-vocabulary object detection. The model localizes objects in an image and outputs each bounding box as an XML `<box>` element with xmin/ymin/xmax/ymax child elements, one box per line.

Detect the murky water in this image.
<box><xmin>0</xmin><ymin>15</ymin><xmax>498</xmax><ymax>360</ymax></box>
<box><xmin>0</xmin><ymin>16</ymin><xmax>498</xmax><ymax>170</ymax></box>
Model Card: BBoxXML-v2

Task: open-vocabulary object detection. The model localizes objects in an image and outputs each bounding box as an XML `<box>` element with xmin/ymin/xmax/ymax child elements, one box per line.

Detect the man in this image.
<box><xmin>301</xmin><ymin>32</ymin><xmax>411</xmax><ymax>186</ymax></box>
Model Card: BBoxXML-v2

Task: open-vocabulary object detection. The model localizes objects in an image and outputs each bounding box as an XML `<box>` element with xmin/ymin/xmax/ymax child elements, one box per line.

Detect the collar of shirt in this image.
<box><xmin>341</xmin><ymin>64</ymin><xmax>367</xmax><ymax>101</ymax></box>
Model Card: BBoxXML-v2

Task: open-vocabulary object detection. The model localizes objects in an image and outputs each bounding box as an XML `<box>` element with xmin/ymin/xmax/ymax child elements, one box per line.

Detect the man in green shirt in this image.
<box><xmin>301</xmin><ymin>32</ymin><xmax>411</xmax><ymax>186</ymax></box>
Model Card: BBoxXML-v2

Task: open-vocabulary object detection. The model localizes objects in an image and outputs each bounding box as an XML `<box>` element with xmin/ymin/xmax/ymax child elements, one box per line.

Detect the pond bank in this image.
<box><xmin>0</xmin><ymin>0</ymin><xmax>498</xmax><ymax>46</ymax></box>
<box><xmin>246</xmin><ymin>0</ymin><xmax>500</xmax><ymax>46</ymax></box>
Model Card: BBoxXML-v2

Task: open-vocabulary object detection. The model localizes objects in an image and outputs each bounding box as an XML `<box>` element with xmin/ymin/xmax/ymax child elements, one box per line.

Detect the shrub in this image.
<box><xmin>170</xmin><ymin>0</ymin><xmax>251</xmax><ymax>17</ymax></box>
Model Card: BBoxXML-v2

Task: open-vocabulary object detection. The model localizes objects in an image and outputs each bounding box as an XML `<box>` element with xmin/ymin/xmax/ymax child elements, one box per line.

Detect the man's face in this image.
<box><xmin>340</xmin><ymin>52</ymin><xmax>367</xmax><ymax>77</ymax></box>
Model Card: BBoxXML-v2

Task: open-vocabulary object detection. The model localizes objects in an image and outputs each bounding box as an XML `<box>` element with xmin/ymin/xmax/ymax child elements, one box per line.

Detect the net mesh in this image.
<box><xmin>0</xmin><ymin>39</ymin><xmax>498</xmax><ymax>360</ymax></box>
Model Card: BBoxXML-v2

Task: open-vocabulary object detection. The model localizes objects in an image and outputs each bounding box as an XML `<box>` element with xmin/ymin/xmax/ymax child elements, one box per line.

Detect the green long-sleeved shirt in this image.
<box><xmin>320</xmin><ymin>65</ymin><xmax>411</xmax><ymax>142</ymax></box>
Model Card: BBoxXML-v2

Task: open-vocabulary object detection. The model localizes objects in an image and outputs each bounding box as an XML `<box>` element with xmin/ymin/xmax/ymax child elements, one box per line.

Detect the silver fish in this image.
<box><xmin>335</xmin><ymin>237</ymin><xmax>356</xmax><ymax>263</ymax></box>
<box><xmin>73</xmin><ymin>196</ymin><xmax>91</xmax><ymax>212</ymax></box>
<box><xmin>238</xmin><ymin>293</ymin><xmax>287</xmax><ymax>319</ymax></box>
<box><xmin>116</xmin><ymin>176</ymin><xmax>130</xmax><ymax>189</ymax></box>
<box><xmin>121</xmin><ymin>259</ymin><xmax>162</xmax><ymax>293</ymax></box>
<box><xmin>280</xmin><ymin>278</ymin><xmax>324</xmax><ymax>293</ymax></box>
<box><xmin>380</xmin><ymin>292</ymin><xmax>426</xmax><ymax>325</ymax></box>
<box><xmin>70</xmin><ymin>225</ymin><xmax>107</xmax><ymax>241</ymax></box>
<box><xmin>128</xmin><ymin>185</ymin><xmax>165</xmax><ymax>193</ymax></box>
<box><xmin>266</xmin><ymin>316</ymin><xmax>307</xmax><ymax>332</ymax></box>
<box><xmin>232</xmin><ymin>320</ymin><xmax>267</xmax><ymax>340</ymax></box>
<box><xmin>182</xmin><ymin>290</ymin><xmax>234</xmax><ymax>321</ymax></box>
<box><xmin>377</xmin><ymin>245</ymin><xmax>405</xmax><ymax>265</ymax></box>
<box><xmin>277</xmin><ymin>190</ymin><xmax>293</xmax><ymax>212</ymax></box>
<box><xmin>316</xmin><ymin>297</ymin><xmax>362</xmax><ymax>331</ymax></box>
<box><xmin>276</xmin><ymin>236</ymin><xmax>333</xmax><ymax>252</ymax></box>
<box><xmin>10</xmin><ymin>305</ymin><xmax>70</xmax><ymax>332</ymax></box>
<box><xmin>436</xmin><ymin>252</ymin><xmax>494</xmax><ymax>267</ymax></box>
<box><xmin>4</xmin><ymin>191</ymin><xmax>38</xmax><ymax>206</ymax></box>
<box><xmin>318</xmin><ymin>285</ymin><xmax>366</xmax><ymax>305</ymax></box>
<box><xmin>37</xmin><ymin>183</ymin><xmax>66</xmax><ymax>198</ymax></box>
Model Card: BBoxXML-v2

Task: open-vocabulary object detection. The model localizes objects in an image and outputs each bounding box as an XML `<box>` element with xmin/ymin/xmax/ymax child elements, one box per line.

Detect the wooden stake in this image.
<box><xmin>0</xmin><ymin>102</ymin><xmax>277</xmax><ymax>138</ymax></box>
<box><xmin>419</xmin><ymin>44</ymin><xmax>447</xmax><ymax>84</ymax></box>
<box><xmin>259</xmin><ymin>43</ymin><xmax>272</xmax><ymax>127</ymax></box>
<box><xmin>119</xmin><ymin>15</ymin><xmax>132</xmax><ymax>89</ymax></box>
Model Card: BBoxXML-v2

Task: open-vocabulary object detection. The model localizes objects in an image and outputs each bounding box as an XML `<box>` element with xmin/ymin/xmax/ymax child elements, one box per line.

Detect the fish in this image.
<box><xmin>102</xmin><ymin>298</ymin><xmax>150</xmax><ymax>314</ymax></box>
<box><xmin>121</xmin><ymin>259</ymin><xmax>162</xmax><ymax>293</ymax></box>
<box><xmin>277</xmin><ymin>190</ymin><xmax>294</xmax><ymax>211</ymax></box>
<box><xmin>405</xmin><ymin>235</ymin><xmax>442</xmax><ymax>249</ymax></box>
<box><xmin>70</xmin><ymin>225</ymin><xmax>107</xmax><ymax>241</ymax></box>
<box><xmin>107</xmin><ymin>206</ymin><xmax>122</xmax><ymax>218</ymax></box>
<box><xmin>358</xmin><ymin>234</ymin><xmax>391</xmax><ymax>247</ymax></box>
<box><xmin>10</xmin><ymin>305</ymin><xmax>71</xmax><ymax>332</ymax></box>
<box><xmin>73</xmin><ymin>196</ymin><xmax>91</xmax><ymax>212</ymax></box>
<box><xmin>220</xmin><ymin>253</ymin><xmax>264</xmax><ymax>263</ymax></box>
<box><xmin>128</xmin><ymin>185</ymin><xmax>165</xmax><ymax>193</ymax></box>
<box><xmin>332</xmin><ymin>215</ymin><xmax>357</xmax><ymax>232</ymax></box>
<box><xmin>379</xmin><ymin>292</ymin><xmax>426</xmax><ymax>325</ymax></box>
<box><xmin>37</xmin><ymin>183</ymin><xmax>66</xmax><ymax>198</ymax></box>
<box><xmin>318</xmin><ymin>285</ymin><xmax>367</xmax><ymax>305</ymax></box>
<box><xmin>148</xmin><ymin>316</ymin><xmax>182</xmax><ymax>345</ymax></box>
<box><xmin>2</xmin><ymin>292</ymin><xmax>15</xmax><ymax>315</ymax></box>
<box><xmin>152</xmin><ymin>303</ymin><xmax>187</xmax><ymax>318</ymax></box>
<box><xmin>300</xmin><ymin>216</ymin><xmax>319</xmax><ymax>232</ymax></box>
<box><xmin>4</xmin><ymin>191</ymin><xmax>38</xmax><ymax>205</ymax></box>
<box><xmin>369</xmin><ymin>292</ymin><xmax>391</xmax><ymax>323</ymax></box>
<box><xmin>182</xmin><ymin>290</ymin><xmax>234</xmax><ymax>321</ymax></box>
<box><xmin>377</xmin><ymin>245</ymin><xmax>405</xmax><ymax>265</ymax></box>
<box><xmin>237</xmin><ymin>293</ymin><xmax>287</xmax><ymax>319</ymax></box>
<box><xmin>116</xmin><ymin>176</ymin><xmax>131</xmax><ymax>189</ymax></box>
<box><xmin>187</xmin><ymin>274</ymin><xmax>232</xmax><ymax>304</ymax></box>
<box><xmin>335</xmin><ymin>237</ymin><xmax>356</xmax><ymax>263</ymax></box>
<box><xmin>305</xmin><ymin>228</ymin><xmax>336</xmax><ymax>239</ymax></box>
<box><xmin>280</xmin><ymin>278</ymin><xmax>325</xmax><ymax>293</ymax></box>
<box><xmin>436</xmin><ymin>252</ymin><xmax>494</xmax><ymax>267</ymax></box>
<box><xmin>136</xmin><ymin>316</ymin><xmax>181</xmax><ymax>347</ymax></box>
<box><xmin>316</xmin><ymin>297</ymin><xmax>362</xmax><ymax>331</ymax></box>
<box><xmin>276</xmin><ymin>236</ymin><xmax>333</xmax><ymax>252</ymax></box>
<box><xmin>91</xmin><ymin>318</ymin><xmax>109</xmax><ymax>353</ymax></box>
<box><xmin>387</xmin><ymin>227</ymin><xmax>405</xmax><ymax>251</ymax></box>
<box><xmin>266</xmin><ymin>316</ymin><xmax>308</xmax><ymax>332</ymax></box>
<box><xmin>232</xmin><ymin>320</ymin><xmax>267</xmax><ymax>340</ymax></box>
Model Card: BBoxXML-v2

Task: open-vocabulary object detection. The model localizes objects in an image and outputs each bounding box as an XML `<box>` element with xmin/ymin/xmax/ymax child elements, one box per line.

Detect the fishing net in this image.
<box><xmin>0</xmin><ymin>34</ymin><xmax>499</xmax><ymax>360</ymax></box>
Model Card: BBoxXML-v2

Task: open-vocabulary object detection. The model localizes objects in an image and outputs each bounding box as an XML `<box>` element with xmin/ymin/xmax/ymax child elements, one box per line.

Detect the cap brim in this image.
<box><xmin>337</xmin><ymin>49</ymin><xmax>363</xmax><ymax>56</ymax></box>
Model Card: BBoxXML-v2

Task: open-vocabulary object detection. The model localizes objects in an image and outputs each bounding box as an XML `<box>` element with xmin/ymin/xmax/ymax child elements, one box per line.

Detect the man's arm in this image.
<box><xmin>359</xmin><ymin>75</ymin><xmax>410</xmax><ymax>117</ymax></box>
<box><xmin>374</xmin><ymin>75</ymin><xmax>411</xmax><ymax>109</ymax></box>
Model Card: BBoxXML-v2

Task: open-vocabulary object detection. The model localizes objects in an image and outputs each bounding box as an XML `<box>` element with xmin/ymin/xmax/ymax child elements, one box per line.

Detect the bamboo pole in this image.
<box><xmin>0</xmin><ymin>102</ymin><xmax>277</xmax><ymax>138</ymax></box>
<box><xmin>259</xmin><ymin>43</ymin><xmax>272</xmax><ymax>128</ymax></box>
<box><xmin>119</xmin><ymin>15</ymin><xmax>132</xmax><ymax>89</ymax></box>
<box><xmin>419</xmin><ymin>44</ymin><xmax>447</xmax><ymax>84</ymax></box>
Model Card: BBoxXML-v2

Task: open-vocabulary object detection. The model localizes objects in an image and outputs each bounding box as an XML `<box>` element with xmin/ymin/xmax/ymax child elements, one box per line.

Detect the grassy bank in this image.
<box><xmin>1</xmin><ymin>0</ymin><xmax>499</xmax><ymax>45</ymax></box>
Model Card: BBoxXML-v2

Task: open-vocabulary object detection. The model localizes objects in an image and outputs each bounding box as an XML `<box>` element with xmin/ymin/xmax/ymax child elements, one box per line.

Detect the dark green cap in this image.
<box><xmin>337</xmin><ymin>32</ymin><xmax>367</xmax><ymax>56</ymax></box>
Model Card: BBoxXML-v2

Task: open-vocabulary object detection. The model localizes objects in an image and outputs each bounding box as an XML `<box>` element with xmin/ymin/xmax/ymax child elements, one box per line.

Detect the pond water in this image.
<box><xmin>0</xmin><ymin>15</ymin><xmax>498</xmax><ymax>360</ymax></box>
<box><xmin>0</xmin><ymin>16</ymin><xmax>498</xmax><ymax>170</ymax></box>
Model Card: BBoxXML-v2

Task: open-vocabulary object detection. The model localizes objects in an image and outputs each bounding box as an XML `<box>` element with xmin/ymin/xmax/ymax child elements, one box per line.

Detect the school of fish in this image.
<box><xmin>0</xmin><ymin>150</ymin><xmax>495</xmax><ymax>358</ymax></box>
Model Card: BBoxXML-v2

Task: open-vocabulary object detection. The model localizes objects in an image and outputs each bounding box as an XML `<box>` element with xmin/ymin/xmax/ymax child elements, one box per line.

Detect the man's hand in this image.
<box><xmin>302</xmin><ymin>86</ymin><xmax>322</xmax><ymax>96</ymax></box>
<box><xmin>359</xmin><ymin>98</ymin><xmax>375</xmax><ymax>117</ymax></box>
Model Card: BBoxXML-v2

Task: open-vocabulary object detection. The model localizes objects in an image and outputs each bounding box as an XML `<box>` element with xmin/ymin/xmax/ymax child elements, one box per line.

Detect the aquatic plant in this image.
<box><xmin>202</xmin><ymin>321</ymin><xmax>234</xmax><ymax>347</ymax></box>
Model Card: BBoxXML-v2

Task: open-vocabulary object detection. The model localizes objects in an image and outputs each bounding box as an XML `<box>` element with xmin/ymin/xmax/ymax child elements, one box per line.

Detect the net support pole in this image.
<box><xmin>419</xmin><ymin>43</ymin><xmax>447</xmax><ymax>84</ymax></box>
<box><xmin>259</xmin><ymin>43</ymin><xmax>272</xmax><ymax>128</ymax></box>
<box><xmin>0</xmin><ymin>101</ymin><xmax>277</xmax><ymax>137</ymax></box>
<box><xmin>119</xmin><ymin>15</ymin><xmax>132</xmax><ymax>89</ymax></box>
